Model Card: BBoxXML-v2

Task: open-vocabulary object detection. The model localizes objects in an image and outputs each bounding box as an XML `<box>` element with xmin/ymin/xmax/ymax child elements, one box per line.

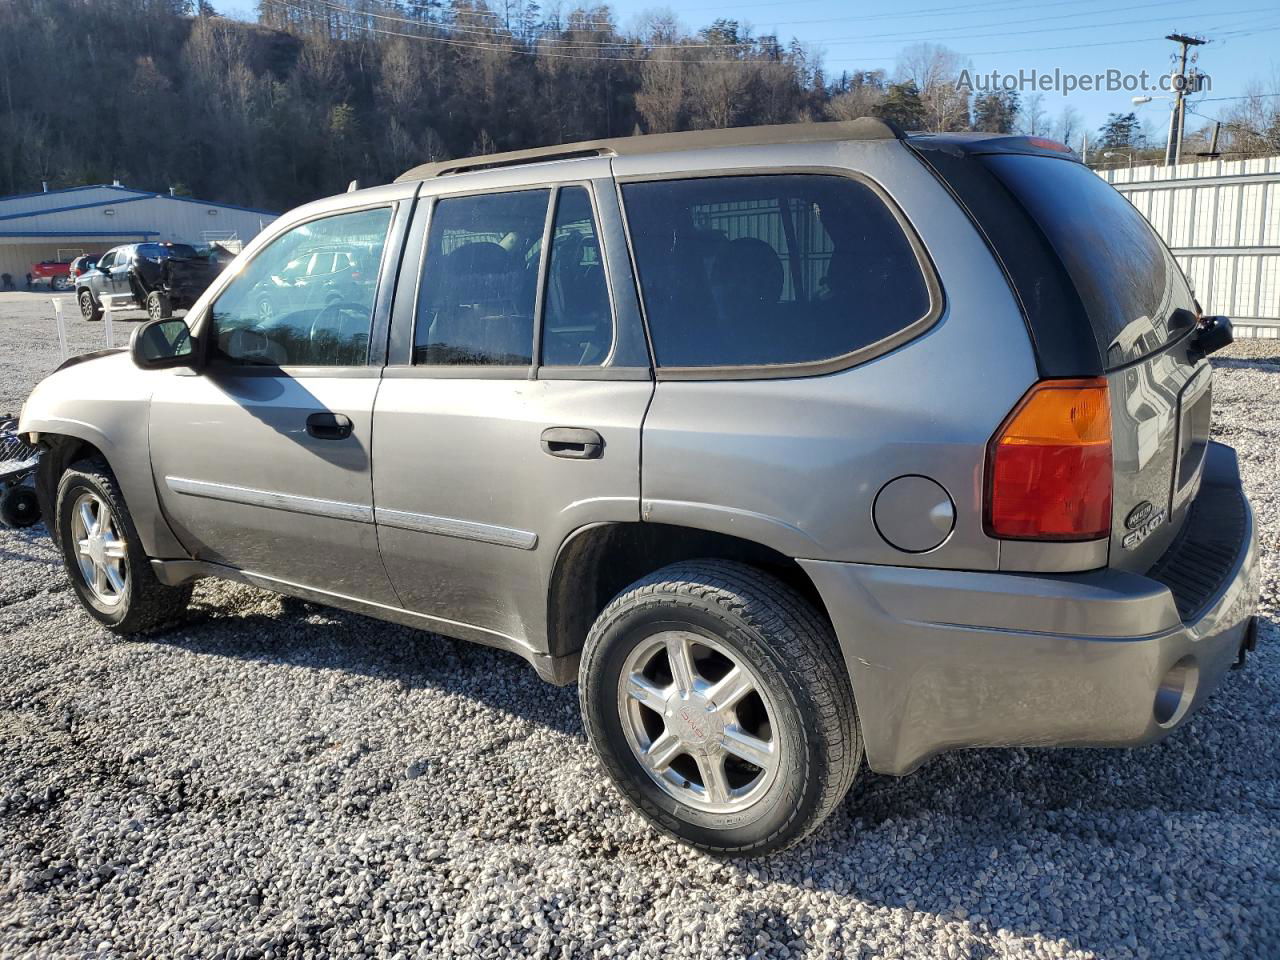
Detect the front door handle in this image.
<box><xmin>541</xmin><ymin>426</ymin><xmax>603</xmax><ymax>459</ymax></box>
<box><xmin>307</xmin><ymin>412</ymin><xmax>353</xmax><ymax>440</ymax></box>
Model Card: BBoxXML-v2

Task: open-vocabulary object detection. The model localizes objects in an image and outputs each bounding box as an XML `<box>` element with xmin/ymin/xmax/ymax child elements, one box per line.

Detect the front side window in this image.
<box><xmin>208</xmin><ymin>206</ymin><xmax>391</xmax><ymax>367</ymax></box>
<box><xmin>415</xmin><ymin>189</ymin><xmax>549</xmax><ymax>365</ymax></box>
<box><xmin>621</xmin><ymin>175</ymin><xmax>932</xmax><ymax>368</ymax></box>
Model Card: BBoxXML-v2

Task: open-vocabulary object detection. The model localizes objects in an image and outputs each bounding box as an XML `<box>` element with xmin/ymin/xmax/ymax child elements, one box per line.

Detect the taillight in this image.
<box><xmin>984</xmin><ymin>378</ymin><xmax>1112</xmax><ymax>541</ymax></box>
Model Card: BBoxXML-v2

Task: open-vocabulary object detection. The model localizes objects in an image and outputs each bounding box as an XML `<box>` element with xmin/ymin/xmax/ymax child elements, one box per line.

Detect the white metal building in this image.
<box><xmin>1098</xmin><ymin>156</ymin><xmax>1280</xmax><ymax>336</ymax></box>
<box><xmin>0</xmin><ymin>183</ymin><xmax>277</xmax><ymax>287</ymax></box>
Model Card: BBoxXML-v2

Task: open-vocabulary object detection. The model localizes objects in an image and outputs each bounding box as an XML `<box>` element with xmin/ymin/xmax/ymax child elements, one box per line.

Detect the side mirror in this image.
<box><xmin>131</xmin><ymin>317</ymin><xmax>197</xmax><ymax>370</ymax></box>
<box><xmin>1191</xmin><ymin>315</ymin><xmax>1233</xmax><ymax>360</ymax></box>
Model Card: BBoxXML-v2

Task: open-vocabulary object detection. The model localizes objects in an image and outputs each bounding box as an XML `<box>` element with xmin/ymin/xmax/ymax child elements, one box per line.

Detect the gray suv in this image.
<box><xmin>19</xmin><ymin>119</ymin><xmax>1260</xmax><ymax>856</ymax></box>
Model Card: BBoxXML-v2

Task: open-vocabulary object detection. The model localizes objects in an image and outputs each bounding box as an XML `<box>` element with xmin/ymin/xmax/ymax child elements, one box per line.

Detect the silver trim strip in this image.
<box><xmin>375</xmin><ymin>507</ymin><xmax>538</xmax><ymax>550</ymax></box>
<box><xmin>165</xmin><ymin>476</ymin><xmax>373</xmax><ymax>524</ymax></box>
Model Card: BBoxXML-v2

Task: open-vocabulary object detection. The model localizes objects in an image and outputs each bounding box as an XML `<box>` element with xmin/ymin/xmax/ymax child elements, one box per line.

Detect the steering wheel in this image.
<box><xmin>309</xmin><ymin>300</ymin><xmax>370</xmax><ymax>361</ymax></box>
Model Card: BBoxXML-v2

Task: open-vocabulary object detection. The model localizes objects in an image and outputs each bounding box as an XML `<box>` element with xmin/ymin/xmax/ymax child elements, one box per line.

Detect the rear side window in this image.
<box><xmin>415</xmin><ymin>189</ymin><xmax>549</xmax><ymax>365</ymax></box>
<box><xmin>982</xmin><ymin>155</ymin><xmax>1196</xmax><ymax>367</ymax></box>
<box><xmin>542</xmin><ymin>187</ymin><xmax>613</xmax><ymax>366</ymax></box>
<box><xmin>621</xmin><ymin>175</ymin><xmax>932</xmax><ymax>368</ymax></box>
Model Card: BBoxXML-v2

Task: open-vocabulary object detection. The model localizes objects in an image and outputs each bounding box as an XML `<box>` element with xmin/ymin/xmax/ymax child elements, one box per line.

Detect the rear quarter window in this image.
<box><xmin>620</xmin><ymin>174</ymin><xmax>935</xmax><ymax>370</ymax></box>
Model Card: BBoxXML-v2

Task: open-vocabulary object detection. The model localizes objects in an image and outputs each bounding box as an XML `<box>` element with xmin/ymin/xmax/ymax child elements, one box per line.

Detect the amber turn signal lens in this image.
<box><xmin>985</xmin><ymin>378</ymin><xmax>1112</xmax><ymax>541</ymax></box>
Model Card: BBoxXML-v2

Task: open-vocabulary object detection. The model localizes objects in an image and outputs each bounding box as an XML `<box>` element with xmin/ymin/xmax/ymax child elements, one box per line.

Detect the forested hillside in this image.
<box><xmin>1</xmin><ymin>0</ymin><xmax>1273</xmax><ymax>211</ymax></box>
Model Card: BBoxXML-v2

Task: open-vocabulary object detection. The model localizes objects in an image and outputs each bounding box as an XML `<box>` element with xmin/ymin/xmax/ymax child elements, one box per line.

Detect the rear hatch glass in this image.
<box><xmin>973</xmin><ymin>154</ymin><xmax>1210</xmax><ymax>575</ymax></box>
<box><xmin>982</xmin><ymin>155</ymin><xmax>1197</xmax><ymax>369</ymax></box>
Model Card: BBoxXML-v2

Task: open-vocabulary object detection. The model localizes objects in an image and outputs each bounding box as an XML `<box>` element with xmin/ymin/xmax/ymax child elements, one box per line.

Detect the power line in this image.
<box><xmin>297</xmin><ymin>0</ymin><xmax>1269</xmax><ymax>53</ymax></box>
<box><xmin>269</xmin><ymin>0</ymin><xmax>1280</xmax><ymax>71</ymax></box>
<box><xmin>1196</xmin><ymin>92</ymin><xmax>1280</xmax><ymax>102</ymax></box>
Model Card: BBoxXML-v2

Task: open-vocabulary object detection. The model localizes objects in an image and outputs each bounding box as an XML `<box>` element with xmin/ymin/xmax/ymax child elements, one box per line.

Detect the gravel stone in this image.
<box><xmin>1</xmin><ymin>292</ymin><xmax>1277</xmax><ymax>958</ymax></box>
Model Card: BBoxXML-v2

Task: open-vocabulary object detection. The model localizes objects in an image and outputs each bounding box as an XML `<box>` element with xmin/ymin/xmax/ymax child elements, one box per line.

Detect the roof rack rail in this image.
<box><xmin>397</xmin><ymin>118</ymin><xmax>906</xmax><ymax>183</ymax></box>
<box><xmin>429</xmin><ymin>147</ymin><xmax>616</xmax><ymax>179</ymax></box>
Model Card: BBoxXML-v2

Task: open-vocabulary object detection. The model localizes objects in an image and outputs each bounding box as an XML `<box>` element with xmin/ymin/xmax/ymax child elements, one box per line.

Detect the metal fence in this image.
<box><xmin>1098</xmin><ymin>156</ymin><xmax>1280</xmax><ymax>337</ymax></box>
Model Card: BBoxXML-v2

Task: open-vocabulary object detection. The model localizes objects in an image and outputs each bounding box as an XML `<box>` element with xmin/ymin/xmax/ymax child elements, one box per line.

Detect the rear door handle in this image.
<box><xmin>306</xmin><ymin>412</ymin><xmax>353</xmax><ymax>440</ymax></box>
<box><xmin>541</xmin><ymin>427</ymin><xmax>603</xmax><ymax>459</ymax></box>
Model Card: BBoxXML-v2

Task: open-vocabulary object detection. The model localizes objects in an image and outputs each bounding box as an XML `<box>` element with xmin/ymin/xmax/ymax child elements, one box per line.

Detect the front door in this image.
<box><xmin>371</xmin><ymin>171</ymin><xmax>653</xmax><ymax>651</ymax></box>
<box><xmin>107</xmin><ymin>245</ymin><xmax>135</xmax><ymax>302</ymax></box>
<box><xmin>149</xmin><ymin>201</ymin><xmax>406</xmax><ymax>605</ymax></box>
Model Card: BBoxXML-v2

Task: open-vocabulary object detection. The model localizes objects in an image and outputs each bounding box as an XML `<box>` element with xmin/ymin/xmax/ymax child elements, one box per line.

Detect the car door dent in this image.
<box><xmin>374</xmin><ymin>507</ymin><xmax>538</xmax><ymax>550</ymax></box>
<box><xmin>165</xmin><ymin>476</ymin><xmax>374</xmax><ymax>523</ymax></box>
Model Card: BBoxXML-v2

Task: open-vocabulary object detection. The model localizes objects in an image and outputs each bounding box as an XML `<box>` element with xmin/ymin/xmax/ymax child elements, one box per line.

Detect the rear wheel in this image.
<box><xmin>146</xmin><ymin>290</ymin><xmax>172</xmax><ymax>321</ymax></box>
<box><xmin>55</xmin><ymin>459</ymin><xmax>191</xmax><ymax>632</ymax></box>
<box><xmin>579</xmin><ymin>560</ymin><xmax>861</xmax><ymax>856</ymax></box>
<box><xmin>79</xmin><ymin>289</ymin><xmax>102</xmax><ymax>322</ymax></box>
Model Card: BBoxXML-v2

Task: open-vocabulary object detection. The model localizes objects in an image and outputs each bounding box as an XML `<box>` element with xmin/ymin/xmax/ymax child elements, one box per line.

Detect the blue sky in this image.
<box><xmin>213</xmin><ymin>0</ymin><xmax>1279</xmax><ymax>140</ymax></box>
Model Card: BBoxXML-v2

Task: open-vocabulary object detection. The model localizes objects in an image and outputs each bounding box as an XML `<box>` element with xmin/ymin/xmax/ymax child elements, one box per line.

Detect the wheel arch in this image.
<box><xmin>28</xmin><ymin>424</ymin><xmax>187</xmax><ymax>560</ymax></box>
<box><xmin>545</xmin><ymin>521</ymin><xmax>836</xmax><ymax>665</ymax></box>
<box><xmin>33</xmin><ymin>432</ymin><xmax>107</xmax><ymax>538</ymax></box>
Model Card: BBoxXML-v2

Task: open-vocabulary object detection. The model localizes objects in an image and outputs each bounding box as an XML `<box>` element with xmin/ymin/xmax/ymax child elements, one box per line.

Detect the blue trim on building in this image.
<box><xmin>0</xmin><ymin>194</ymin><xmax>151</xmax><ymax>222</ymax></box>
<box><xmin>0</xmin><ymin>184</ymin><xmax>131</xmax><ymax>204</ymax></box>
<box><xmin>0</xmin><ymin>230</ymin><xmax>159</xmax><ymax>238</ymax></box>
<box><xmin>0</xmin><ymin>183</ymin><xmax>278</xmax><ymax>218</ymax></box>
<box><xmin>160</xmin><ymin>193</ymin><xmax>278</xmax><ymax>217</ymax></box>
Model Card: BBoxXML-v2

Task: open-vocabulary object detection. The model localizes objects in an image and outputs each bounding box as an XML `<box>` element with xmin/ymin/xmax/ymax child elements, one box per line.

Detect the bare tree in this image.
<box><xmin>1052</xmin><ymin>104</ymin><xmax>1081</xmax><ymax>147</ymax></box>
<box><xmin>637</xmin><ymin>54</ymin><xmax>684</xmax><ymax>133</ymax></box>
<box><xmin>896</xmin><ymin>43</ymin><xmax>969</xmax><ymax>131</ymax></box>
<box><xmin>1222</xmin><ymin>71</ymin><xmax>1280</xmax><ymax>157</ymax></box>
<box><xmin>1018</xmin><ymin>92</ymin><xmax>1048</xmax><ymax>136</ymax></box>
<box><xmin>826</xmin><ymin>71</ymin><xmax>887</xmax><ymax>121</ymax></box>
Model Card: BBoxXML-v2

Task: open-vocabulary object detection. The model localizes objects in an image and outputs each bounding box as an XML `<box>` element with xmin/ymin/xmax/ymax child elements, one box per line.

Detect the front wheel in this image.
<box><xmin>579</xmin><ymin>560</ymin><xmax>861</xmax><ymax>856</ymax></box>
<box><xmin>55</xmin><ymin>458</ymin><xmax>191</xmax><ymax>632</ymax></box>
<box><xmin>52</xmin><ymin>275</ymin><xmax>71</xmax><ymax>292</ymax></box>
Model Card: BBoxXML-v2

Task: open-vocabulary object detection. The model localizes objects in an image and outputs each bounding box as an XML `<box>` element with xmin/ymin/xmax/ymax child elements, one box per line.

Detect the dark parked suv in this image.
<box><xmin>76</xmin><ymin>242</ymin><xmax>226</xmax><ymax>322</ymax></box>
<box><xmin>21</xmin><ymin>120</ymin><xmax>1259</xmax><ymax>855</ymax></box>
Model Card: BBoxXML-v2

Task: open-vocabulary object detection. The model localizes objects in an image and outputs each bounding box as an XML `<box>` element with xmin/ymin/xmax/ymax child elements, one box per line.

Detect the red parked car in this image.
<box><xmin>27</xmin><ymin>260</ymin><xmax>73</xmax><ymax>291</ymax></box>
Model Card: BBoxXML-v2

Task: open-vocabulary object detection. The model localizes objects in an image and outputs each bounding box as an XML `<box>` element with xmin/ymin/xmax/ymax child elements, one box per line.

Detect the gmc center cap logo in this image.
<box><xmin>1122</xmin><ymin>499</ymin><xmax>1166</xmax><ymax>549</ymax></box>
<box><xmin>1126</xmin><ymin>501</ymin><xmax>1155</xmax><ymax>528</ymax></box>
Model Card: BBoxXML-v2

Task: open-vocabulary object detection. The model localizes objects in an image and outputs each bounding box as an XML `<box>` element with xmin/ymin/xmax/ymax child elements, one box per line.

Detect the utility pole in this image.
<box><xmin>1164</xmin><ymin>33</ymin><xmax>1206</xmax><ymax>167</ymax></box>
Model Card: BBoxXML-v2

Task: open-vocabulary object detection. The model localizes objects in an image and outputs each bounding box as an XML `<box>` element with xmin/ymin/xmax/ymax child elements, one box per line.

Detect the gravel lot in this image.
<box><xmin>1</xmin><ymin>291</ymin><xmax>1277</xmax><ymax>959</ymax></box>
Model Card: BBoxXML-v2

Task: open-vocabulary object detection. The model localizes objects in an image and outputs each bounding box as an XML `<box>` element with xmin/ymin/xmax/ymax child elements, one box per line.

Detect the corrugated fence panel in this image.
<box><xmin>1102</xmin><ymin>155</ymin><xmax>1280</xmax><ymax>333</ymax></box>
<box><xmin>1264</xmin><ymin>186</ymin><xmax>1280</xmax><ymax>247</ymax></box>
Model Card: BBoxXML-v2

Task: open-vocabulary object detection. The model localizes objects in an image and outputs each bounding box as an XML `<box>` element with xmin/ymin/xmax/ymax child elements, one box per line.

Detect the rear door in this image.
<box><xmin>149</xmin><ymin>194</ymin><xmax>411</xmax><ymax>603</ymax></box>
<box><xmin>978</xmin><ymin>154</ymin><xmax>1208</xmax><ymax>571</ymax></box>
<box><xmin>370</xmin><ymin>160</ymin><xmax>652</xmax><ymax>650</ymax></box>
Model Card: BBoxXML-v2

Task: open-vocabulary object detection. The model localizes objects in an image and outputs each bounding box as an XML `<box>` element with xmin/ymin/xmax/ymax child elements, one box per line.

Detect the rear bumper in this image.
<box><xmin>801</xmin><ymin>442</ymin><xmax>1261</xmax><ymax>776</ymax></box>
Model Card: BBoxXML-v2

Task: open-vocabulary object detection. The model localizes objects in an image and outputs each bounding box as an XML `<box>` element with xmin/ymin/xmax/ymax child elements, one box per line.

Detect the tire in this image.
<box><xmin>55</xmin><ymin>458</ymin><xmax>191</xmax><ymax>632</ymax></box>
<box><xmin>146</xmin><ymin>290</ymin><xmax>172</xmax><ymax>321</ymax></box>
<box><xmin>579</xmin><ymin>560</ymin><xmax>861</xmax><ymax>856</ymax></box>
<box><xmin>79</xmin><ymin>289</ymin><xmax>102</xmax><ymax>322</ymax></box>
<box><xmin>52</xmin><ymin>275</ymin><xmax>71</xmax><ymax>292</ymax></box>
<box><xmin>0</xmin><ymin>484</ymin><xmax>40</xmax><ymax>528</ymax></box>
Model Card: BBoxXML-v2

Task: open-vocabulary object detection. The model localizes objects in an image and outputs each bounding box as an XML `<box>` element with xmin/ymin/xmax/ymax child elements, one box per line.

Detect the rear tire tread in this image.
<box><xmin>580</xmin><ymin>559</ymin><xmax>860</xmax><ymax>856</ymax></box>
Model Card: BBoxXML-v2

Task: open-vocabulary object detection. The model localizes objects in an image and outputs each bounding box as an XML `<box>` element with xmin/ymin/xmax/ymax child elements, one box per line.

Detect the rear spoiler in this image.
<box><xmin>906</xmin><ymin>133</ymin><xmax>1081</xmax><ymax>163</ymax></box>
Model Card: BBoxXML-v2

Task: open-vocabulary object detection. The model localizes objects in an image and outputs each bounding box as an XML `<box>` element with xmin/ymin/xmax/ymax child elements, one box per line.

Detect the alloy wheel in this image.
<box><xmin>617</xmin><ymin>631</ymin><xmax>780</xmax><ymax>813</ymax></box>
<box><xmin>70</xmin><ymin>492</ymin><xmax>128</xmax><ymax>607</ymax></box>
